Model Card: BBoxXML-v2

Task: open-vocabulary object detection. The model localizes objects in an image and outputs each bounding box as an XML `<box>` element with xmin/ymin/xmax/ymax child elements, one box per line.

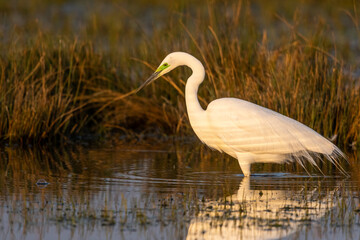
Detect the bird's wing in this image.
<box><xmin>206</xmin><ymin>98</ymin><xmax>336</xmax><ymax>155</ymax></box>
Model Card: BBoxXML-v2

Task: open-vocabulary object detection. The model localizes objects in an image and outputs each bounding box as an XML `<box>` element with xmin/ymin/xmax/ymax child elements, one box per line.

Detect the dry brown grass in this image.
<box><xmin>0</xmin><ymin>0</ymin><xmax>359</xmax><ymax>151</ymax></box>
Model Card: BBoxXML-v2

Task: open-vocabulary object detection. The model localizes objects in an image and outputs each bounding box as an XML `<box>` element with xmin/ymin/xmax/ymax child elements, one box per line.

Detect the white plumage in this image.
<box><xmin>138</xmin><ymin>52</ymin><xmax>346</xmax><ymax>176</ymax></box>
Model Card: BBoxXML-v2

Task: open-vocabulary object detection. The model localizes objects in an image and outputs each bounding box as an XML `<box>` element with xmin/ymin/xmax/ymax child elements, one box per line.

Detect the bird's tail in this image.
<box><xmin>289</xmin><ymin>145</ymin><xmax>348</xmax><ymax>176</ymax></box>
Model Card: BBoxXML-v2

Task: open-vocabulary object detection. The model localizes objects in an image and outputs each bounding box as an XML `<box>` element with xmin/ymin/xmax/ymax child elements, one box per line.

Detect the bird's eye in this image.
<box><xmin>163</xmin><ymin>63</ymin><xmax>168</xmax><ymax>67</ymax></box>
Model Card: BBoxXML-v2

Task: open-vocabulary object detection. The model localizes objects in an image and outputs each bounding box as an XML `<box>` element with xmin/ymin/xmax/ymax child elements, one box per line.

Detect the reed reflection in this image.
<box><xmin>186</xmin><ymin>176</ymin><xmax>345</xmax><ymax>240</ymax></box>
<box><xmin>0</xmin><ymin>144</ymin><xmax>358</xmax><ymax>240</ymax></box>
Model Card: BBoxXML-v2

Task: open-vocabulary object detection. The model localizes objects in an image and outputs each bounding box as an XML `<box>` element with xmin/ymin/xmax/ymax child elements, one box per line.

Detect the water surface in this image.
<box><xmin>0</xmin><ymin>142</ymin><xmax>359</xmax><ymax>240</ymax></box>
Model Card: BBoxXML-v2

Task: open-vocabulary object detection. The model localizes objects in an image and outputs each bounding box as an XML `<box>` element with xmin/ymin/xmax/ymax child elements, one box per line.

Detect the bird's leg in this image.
<box><xmin>236</xmin><ymin>152</ymin><xmax>252</xmax><ymax>177</ymax></box>
<box><xmin>239</xmin><ymin>162</ymin><xmax>251</xmax><ymax>177</ymax></box>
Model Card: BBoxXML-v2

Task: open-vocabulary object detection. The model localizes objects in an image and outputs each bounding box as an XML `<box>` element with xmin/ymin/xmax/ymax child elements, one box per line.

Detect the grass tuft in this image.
<box><xmin>0</xmin><ymin>0</ymin><xmax>359</xmax><ymax>151</ymax></box>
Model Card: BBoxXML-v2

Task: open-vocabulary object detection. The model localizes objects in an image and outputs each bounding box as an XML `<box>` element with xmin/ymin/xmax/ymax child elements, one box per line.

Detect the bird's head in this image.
<box><xmin>136</xmin><ymin>52</ymin><xmax>181</xmax><ymax>92</ymax></box>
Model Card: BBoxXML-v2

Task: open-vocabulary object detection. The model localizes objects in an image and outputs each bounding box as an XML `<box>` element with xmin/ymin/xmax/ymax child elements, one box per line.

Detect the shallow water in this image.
<box><xmin>0</xmin><ymin>142</ymin><xmax>359</xmax><ymax>240</ymax></box>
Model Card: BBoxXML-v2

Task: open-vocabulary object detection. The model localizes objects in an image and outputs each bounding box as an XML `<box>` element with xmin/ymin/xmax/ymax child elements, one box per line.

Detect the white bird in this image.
<box><xmin>137</xmin><ymin>52</ymin><xmax>346</xmax><ymax>176</ymax></box>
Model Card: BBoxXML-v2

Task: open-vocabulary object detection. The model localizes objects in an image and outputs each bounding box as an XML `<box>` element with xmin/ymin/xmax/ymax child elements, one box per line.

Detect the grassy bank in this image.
<box><xmin>0</xmin><ymin>0</ymin><xmax>359</xmax><ymax>150</ymax></box>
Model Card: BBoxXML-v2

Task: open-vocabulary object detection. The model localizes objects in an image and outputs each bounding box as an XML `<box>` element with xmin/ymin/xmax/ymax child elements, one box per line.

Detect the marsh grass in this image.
<box><xmin>0</xmin><ymin>0</ymin><xmax>359</xmax><ymax>152</ymax></box>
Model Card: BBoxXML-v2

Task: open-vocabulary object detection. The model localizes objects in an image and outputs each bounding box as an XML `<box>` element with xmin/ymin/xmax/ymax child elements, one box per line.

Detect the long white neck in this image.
<box><xmin>179</xmin><ymin>53</ymin><xmax>206</xmax><ymax>128</ymax></box>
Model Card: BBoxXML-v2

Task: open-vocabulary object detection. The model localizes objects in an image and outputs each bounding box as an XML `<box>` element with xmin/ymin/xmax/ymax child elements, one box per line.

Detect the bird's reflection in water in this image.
<box><xmin>186</xmin><ymin>176</ymin><xmax>340</xmax><ymax>240</ymax></box>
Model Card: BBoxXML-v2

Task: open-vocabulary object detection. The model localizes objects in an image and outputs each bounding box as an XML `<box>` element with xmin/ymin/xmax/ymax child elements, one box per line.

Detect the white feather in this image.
<box><xmin>142</xmin><ymin>52</ymin><xmax>347</xmax><ymax>176</ymax></box>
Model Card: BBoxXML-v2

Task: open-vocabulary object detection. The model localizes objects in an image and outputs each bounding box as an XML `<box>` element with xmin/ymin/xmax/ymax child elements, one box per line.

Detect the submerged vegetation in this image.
<box><xmin>1</xmin><ymin>2</ymin><xmax>359</xmax><ymax>238</ymax></box>
<box><xmin>0</xmin><ymin>0</ymin><xmax>359</xmax><ymax>151</ymax></box>
<box><xmin>0</xmin><ymin>143</ymin><xmax>359</xmax><ymax>239</ymax></box>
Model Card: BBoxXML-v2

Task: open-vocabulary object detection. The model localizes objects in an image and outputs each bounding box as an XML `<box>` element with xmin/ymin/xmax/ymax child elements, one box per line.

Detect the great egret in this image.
<box><xmin>137</xmin><ymin>52</ymin><xmax>346</xmax><ymax>176</ymax></box>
